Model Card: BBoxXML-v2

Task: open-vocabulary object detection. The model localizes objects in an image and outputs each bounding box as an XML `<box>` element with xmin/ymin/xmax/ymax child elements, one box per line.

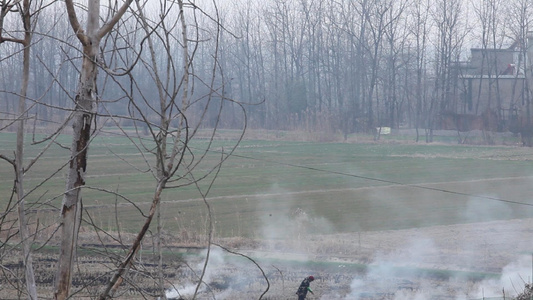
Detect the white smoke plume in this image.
<box><xmin>471</xmin><ymin>255</ymin><xmax>532</xmax><ymax>298</ymax></box>
<box><xmin>340</xmin><ymin>237</ymin><xmax>447</xmax><ymax>299</ymax></box>
<box><xmin>164</xmin><ymin>247</ymin><xmax>242</xmax><ymax>299</ymax></box>
<box><xmin>340</xmin><ymin>237</ymin><xmax>532</xmax><ymax>299</ymax></box>
<box><xmin>164</xmin><ymin>246</ymin><xmax>270</xmax><ymax>299</ymax></box>
<box><xmin>165</xmin><ymin>247</ymin><xmax>224</xmax><ymax>299</ymax></box>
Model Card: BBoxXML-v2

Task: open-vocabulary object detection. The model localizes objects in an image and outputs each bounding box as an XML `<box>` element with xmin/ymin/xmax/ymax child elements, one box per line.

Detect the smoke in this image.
<box><xmin>471</xmin><ymin>255</ymin><xmax>532</xmax><ymax>298</ymax></box>
<box><xmin>165</xmin><ymin>184</ymin><xmax>531</xmax><ymax>299</ymax></box>
<box><xmin>341</xmin><ymin>237</ymin><xmax>447</xmax><ymax>299</ymax></box>
<box><xmin>461</xmin><ymin>194</ymin><xmax>513</xmax><ymax>223</ymax></box>
<box><xmin>258</xmin><ymin>184</ymin><xmax>335</xmax><ymax>244</ymax></box>
<box><xmin>165</xmin><ymin>247</ymin><xmax>260</xmax><ymax>300</ymax></box>
<box><xmin>164</xmin><ymin>247</ymin><xmax>224</xmax><ymax>299</ymax></box>
<box><xmin>340</xmin><ymin>235</ymin><xmax>532</xmax><ymax>300</ymax></box>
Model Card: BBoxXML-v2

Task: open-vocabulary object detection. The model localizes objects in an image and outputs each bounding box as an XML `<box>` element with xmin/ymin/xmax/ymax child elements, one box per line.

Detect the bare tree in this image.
<box><xmin>506</xmin><ymin>0</ymin><xmax>533</xmax><ymax>146</ymax></box>
<box><xmin>381</xmin><ymin>0</ymin><xmax>409</xmax><ymax>131</ymax></box>
<box><xmin>86</xmin><ymin>0</ymin><xmax>247</xmax><ymax>298</ymax></box>
<box><xmin>407</xmin><ymin>0</ymin><xmax>432</xmax><ymax>142</ymax></box>
<box><xmin>471</xmin><ymin>0</ymin><xmax>508</xmax><ymax>116</ymax></box>
<box><xmin>55</xmin><ymin>1</ymin><xmax>134</xmax><ymax>299</ymax></box>
<box><xmin>426</xmin><ymin>0</ymin><xmax>467</xmax><ymax>142</ymax></box>
<box><xmin>0</xmin><ymin>0</ymin><xmax>41</xmax><ymax>298</ymax></box>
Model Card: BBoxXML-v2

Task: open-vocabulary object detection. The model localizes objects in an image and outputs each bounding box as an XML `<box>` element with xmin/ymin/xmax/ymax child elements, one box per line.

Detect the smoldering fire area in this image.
<box><xmin>1</xmin><ymin>217</ymin><xmax>531</xmax><ymax>299</ymax></box>
<box><xmin>160</xmin><ymin>217</ymin><xmax>532</xmax><ymax>300</ymax></box>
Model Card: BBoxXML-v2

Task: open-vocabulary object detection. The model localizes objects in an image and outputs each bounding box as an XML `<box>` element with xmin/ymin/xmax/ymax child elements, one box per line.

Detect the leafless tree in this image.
<box><xmin>407</xmin><ymin>0</ymin><xmax>432</xmax><ymax>142</ymax></box>
<box><xmin>87</xmin><ymin>0</ymin><xmax>247</xmax><ymax>298</ymax></box>
<box><xmin>0</xmin><ymin>0</ymin><xmax>43</xmax><ymax>298</ymax></box>
<box><xmin>505</xmin><ymin>0</ymin><xmax>533</xmax><ymax>145</ymax></box>
<box><xmin>471</xmin><ymin>0</ymin><xmax>508</xmax><ymax>116</ymax></box>
<box><xmin>55</xmin><ymin>1</ymin><xmax>134</xmax><ymax>299</ymax></box>
<box><xmin>426</xmin><ymin>0</ymin><xmax>467</xmax><ymax>141</ymax></box>
<box><xmin>381</xmin><ymin>0</ymin><xmax>409</xmax><ymax>131</ymax></box>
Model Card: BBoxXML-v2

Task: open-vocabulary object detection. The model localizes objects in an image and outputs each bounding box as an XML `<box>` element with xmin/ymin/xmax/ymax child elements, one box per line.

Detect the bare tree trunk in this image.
<box><xmin>55</xmin><ymin>40</ymin><xmax>98</xmax><ymax>300</ymax></box>
<box><xmin>11</xmin><ymin>0</ymin><xmax>38</xmax><ymax>298</ymax></box>
<box><xmin>157</xmin><ymin>203</ymin><xmax>164</xmax><ymax>299</ymax></box>
<box><xmin>16</xmin><ymin>30</ymin><xmax>38</xmax><ymax>300</ymax></box>
<box><xmin>55</xmin><ymin>1</ymin><xmax>133</xmax><ymax>298</ymax></box>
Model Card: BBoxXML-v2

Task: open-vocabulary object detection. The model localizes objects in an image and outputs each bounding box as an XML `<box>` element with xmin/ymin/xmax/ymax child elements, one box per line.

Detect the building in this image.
<box><xmin>448</xmin><ymin>34</ymin><xmax>533</xmax><ymax>145</ymax></box>
<box><xmin>457</xmin><ymin>47</ymin><xmax>525</xmax><ymax>126</ymax></box>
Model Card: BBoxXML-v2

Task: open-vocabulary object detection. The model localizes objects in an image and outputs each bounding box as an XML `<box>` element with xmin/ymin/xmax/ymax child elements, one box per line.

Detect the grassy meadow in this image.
<box><xmin>1</xmin><ymin>130</ymin><xmax>533</xmax><ymax>239</ymax></box>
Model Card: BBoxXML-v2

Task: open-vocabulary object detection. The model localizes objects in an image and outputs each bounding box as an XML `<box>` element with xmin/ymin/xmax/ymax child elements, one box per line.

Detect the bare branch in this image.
<box><xmin>213</xmin><ymin>243</ymin><xmax>271</xmax><ymax>299</ymax></box>
<box><xmin>0</xmin><ymin>153</ymin><xmax>15</xmax><ymax>165</ymax></box>
<box><xmin>97</xmin><ymin>0</ymin><xmax>134</xmax><ymax>40</ymax></box>
<box><xmin>64</xmin><ymin>0</ymin><xmax>88</xmax><ymax>45</ymax></box>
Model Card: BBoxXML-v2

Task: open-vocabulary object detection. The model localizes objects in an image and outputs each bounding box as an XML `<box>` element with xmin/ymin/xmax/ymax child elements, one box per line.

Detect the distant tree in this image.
<box><xmin>382</xmin><ymin>0</ymin><xmax>409</xmax><ymax>130</ymax></box>
<box><xmin>471</xmin><ymin>0</ymin><xmax>507</xmax><ymax>116</ymax></box>
<box><xmin>427</xmin><ymin>0</ymin><xmax>467</xmax><ymax>142</ymax></box>
<box><xmin>505</xmin><ymin>0</ymin><xmax>533</xmax><ymax>146</ymax></box>
<box><xmin>407</xmin><ymin>0</ymin><xmax>432</xmax><ymax>142</ymax></box>
<box><xmin>362</xmin><ymin>0</ymin><xmax>392</xmax><ymax>131</ymax></box>
<box><xmin>338</xmin><ymin>0</ymin><xmax>369</xmax><ymax>134</ymax></box>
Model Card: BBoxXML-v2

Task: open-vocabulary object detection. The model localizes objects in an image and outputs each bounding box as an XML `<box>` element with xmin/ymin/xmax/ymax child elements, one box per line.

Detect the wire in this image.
<box><xmin>226</xmin><ymin>152</ymin><xmax>533</xmax><ymax>208</ymax></box>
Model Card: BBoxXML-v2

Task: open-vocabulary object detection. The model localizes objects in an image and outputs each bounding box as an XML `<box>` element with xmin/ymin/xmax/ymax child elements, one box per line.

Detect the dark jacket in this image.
<box><xmin>296</xmin><ymin>277</ymin><xmax>313</xmax><ymax>297</ymax></box>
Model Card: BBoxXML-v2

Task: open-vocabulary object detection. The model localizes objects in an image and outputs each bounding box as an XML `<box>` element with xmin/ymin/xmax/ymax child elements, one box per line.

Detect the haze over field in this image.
<box><xmin>2</xmin><ymin>0</ymin><xmax>533</xmax><ymax>298</ymax></box>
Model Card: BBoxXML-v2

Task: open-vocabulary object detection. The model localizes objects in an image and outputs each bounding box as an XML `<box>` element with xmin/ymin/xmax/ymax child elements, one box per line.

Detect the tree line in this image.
<box><xmin>1</xmin><ymin>0</ymin><xmax>532</xmax><ymax>299</ymax></box>
<box><xmin>2</xmin><ymin>0</ymin><xmax>533</xmax><ymax>141</ymax></box>
<box><xmin>220</xmin><ymin>0</ymin><xmax>533</xmax><ymax>142</ymax></box>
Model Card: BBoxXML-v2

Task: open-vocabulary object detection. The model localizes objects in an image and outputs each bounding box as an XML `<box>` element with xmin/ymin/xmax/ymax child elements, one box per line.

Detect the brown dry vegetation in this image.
<box><xmin>2</xmin><ymin>217</ymin><xmax>532</xmax><ymax>299</ymax></box>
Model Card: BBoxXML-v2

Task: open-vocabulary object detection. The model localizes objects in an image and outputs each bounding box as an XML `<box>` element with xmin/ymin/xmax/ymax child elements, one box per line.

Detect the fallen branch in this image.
<box><xmin>213</xmin><ymin>242</ymin><xmax>270</xmax><ymax>300</ymax></box>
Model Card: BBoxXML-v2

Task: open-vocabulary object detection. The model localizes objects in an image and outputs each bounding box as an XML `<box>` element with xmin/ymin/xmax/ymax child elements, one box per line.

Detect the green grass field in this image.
<box><xmin>1</xmin><ymin>131</ymin><xmax>533</xmax><ymax>239</ymax></box>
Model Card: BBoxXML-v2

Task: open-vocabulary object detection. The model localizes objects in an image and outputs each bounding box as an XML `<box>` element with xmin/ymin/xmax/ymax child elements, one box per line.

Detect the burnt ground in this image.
<box><xmin>222</xmin><ymin>217</ymin><xmax>533</xmax><ymax>299</ymax></box>
<box><xmin>1</xmin><ymin>218</ymin><xmax>532</xmax><ymax>299</ymax></box>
